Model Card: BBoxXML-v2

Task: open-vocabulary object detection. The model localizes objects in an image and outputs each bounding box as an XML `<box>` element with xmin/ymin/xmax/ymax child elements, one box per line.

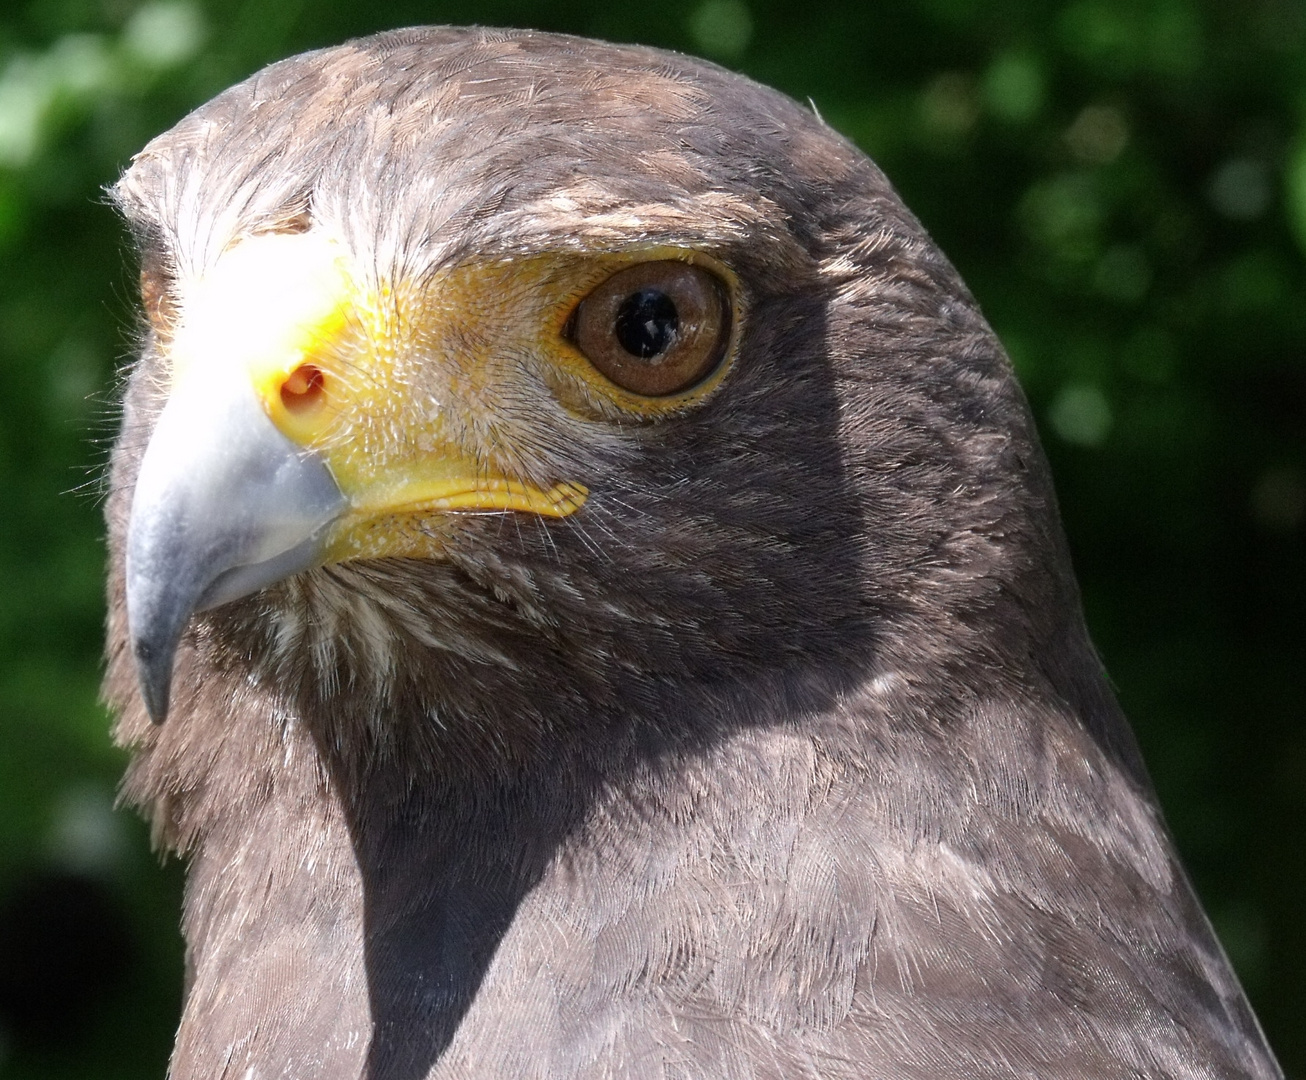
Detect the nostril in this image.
<box><xmin>280</xmin><ymin>363</ymin><xmax>325</xmax><ymax>413</ymax></box>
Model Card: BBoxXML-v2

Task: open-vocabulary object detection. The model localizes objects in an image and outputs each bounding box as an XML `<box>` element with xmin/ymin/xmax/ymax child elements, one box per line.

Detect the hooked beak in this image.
<box><xmin>125</xmin><ymin>370</ymin><xmax>346</xmax><ymax>723</ymax></box>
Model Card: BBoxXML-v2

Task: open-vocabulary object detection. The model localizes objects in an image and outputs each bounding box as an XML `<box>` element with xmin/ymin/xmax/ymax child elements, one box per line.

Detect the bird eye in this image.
<box><xmin>569</xmin><ymin>261</ymin><xmax>730</xmax><ymax>397</ymax></box>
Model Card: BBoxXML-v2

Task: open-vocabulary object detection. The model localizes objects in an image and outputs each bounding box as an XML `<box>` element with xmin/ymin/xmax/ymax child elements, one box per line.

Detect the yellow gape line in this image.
<box><xmin>350</xmin><ymin>478</ymin><xmax>589</xmax><ymax>518</ymax></box>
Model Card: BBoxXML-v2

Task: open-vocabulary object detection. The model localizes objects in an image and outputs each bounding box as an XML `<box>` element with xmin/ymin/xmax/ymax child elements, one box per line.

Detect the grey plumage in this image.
<box><xmin>105</xmin><ymin>26</ymin><xmax>1282</xmax><ymax>1079</ymax></box>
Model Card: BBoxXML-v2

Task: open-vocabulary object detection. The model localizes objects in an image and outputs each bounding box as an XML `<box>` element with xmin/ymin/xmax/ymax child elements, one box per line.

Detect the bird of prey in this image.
<box><xmin>104</xmin><ymin>26</ymin><xmax>1282</xmax><ymax>1080</ymax></box>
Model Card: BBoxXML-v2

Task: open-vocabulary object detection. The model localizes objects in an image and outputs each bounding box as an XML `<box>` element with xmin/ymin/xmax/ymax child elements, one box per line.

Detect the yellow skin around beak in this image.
<box><xmin>170</xmin><ymin>230</ymin><xmax>589</xmax><ymax>563</ymax></box>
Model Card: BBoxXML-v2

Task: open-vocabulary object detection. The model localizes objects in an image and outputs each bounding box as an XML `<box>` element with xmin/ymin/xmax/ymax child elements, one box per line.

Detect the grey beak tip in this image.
<box><xmin>133</xmin><ymin>634</ymin><xmax>174</xmax><ymax>725</ymax></box>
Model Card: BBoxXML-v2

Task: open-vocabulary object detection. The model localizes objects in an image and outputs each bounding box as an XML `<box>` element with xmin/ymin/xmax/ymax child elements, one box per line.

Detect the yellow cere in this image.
<box><xmin>163</xmin><ymin>234</ymin><xmax>737</xmax><ymax>566</ymax></box>
<box><xmin>165</xmin><ymin>230</ymin><xmax>593</xmax><ymax>564</ymax></box>
<box><xmin>169</xmin><ymin>231</ymin><xmax>358</xmax><ymax>448</ymax></box>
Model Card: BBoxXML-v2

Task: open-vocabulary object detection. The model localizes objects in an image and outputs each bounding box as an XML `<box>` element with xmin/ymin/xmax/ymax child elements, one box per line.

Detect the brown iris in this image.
<box><xmin>570</xmin><ymin>261</ymin><xmax>730</xmax><ymax>396</ymax></box>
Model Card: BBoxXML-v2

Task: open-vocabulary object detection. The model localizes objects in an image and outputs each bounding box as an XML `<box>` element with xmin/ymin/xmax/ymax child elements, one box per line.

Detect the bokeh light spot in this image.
<box><xmin>688</xmin><ymin>0</ymin><xmax>753</xmax><ymax>61</ymax></box>
<box><xmin>982</xmin><ymin>51</ymin><xmax>1044</xmax><ymax>124</ymax></box>
<box><xmin>1251</xmin><ymin>465</ymin><xmax>1305</xmax><ymax>533</ymax></box>
<box><xmin>124</xmin><ymin>1</ymin><xmax>205</xmax><ymax>70</ymax></box>
<box><xmin>1208</xmin><ymin>158</ymin><xmax>1271</xmax><ymax>221</ymax></box>
<box><xmin>1065</xmin><ymin>104</ymin><xmax>1129</xmax><ymax>165</ymax></box>
<box><xmin>919</xmin><ymin>72</ymin><xmax>979</xmax><ymax>139</ymax></box>
<box><xmin>1049</xmin><ymin>383</ymin><xmax>1112</xmax><ymax>446</ymax></box>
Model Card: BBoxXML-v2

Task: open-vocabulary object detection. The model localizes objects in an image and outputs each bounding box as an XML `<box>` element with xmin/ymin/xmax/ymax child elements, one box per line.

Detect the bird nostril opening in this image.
<box><xmin>280</xmin><ymin>363</ymin><xmax>325</xmax><ymax>414</ymax></box>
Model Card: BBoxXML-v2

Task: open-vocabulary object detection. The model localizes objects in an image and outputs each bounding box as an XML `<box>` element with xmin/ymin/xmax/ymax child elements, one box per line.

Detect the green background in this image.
<box><xmin>0</xmin><ymin>0</ymin><xmax>1302</xmax><ymax>1075</ymax></box>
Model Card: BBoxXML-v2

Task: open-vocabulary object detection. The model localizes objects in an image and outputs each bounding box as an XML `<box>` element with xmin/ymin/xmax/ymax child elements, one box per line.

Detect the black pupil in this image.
<box><xmin>614</xmin><ymin>289</ymin><xmax>679</xmax><ymax>359</ymax></box>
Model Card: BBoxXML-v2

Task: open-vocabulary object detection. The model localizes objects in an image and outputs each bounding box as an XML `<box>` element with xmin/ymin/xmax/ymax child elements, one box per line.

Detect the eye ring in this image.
<box><xmin>568</xmin><ymin>261</ymin><xmax>731</xmax><ymax>397</ymax></box>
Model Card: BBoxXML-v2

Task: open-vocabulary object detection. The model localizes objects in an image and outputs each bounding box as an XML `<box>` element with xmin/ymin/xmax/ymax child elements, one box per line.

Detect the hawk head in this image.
<box><xmin>109</xmin><ymin>27</ymin><xmax>1084</xmax><ymax>776</ymax></box>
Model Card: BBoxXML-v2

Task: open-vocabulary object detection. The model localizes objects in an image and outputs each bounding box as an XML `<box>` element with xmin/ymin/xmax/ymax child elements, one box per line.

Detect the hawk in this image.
<box><xmin>105</xmin><ymin>26</ymin><xmax>1282</xmax><ymax>1080</ymax></box>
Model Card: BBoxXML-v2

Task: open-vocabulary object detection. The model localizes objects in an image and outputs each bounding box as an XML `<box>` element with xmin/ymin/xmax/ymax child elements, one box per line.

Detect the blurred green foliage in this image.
<box><xmin>0</xmin><ymin>0</ymin><xmax>1302</xmax><ymax>1075</ymax></box>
